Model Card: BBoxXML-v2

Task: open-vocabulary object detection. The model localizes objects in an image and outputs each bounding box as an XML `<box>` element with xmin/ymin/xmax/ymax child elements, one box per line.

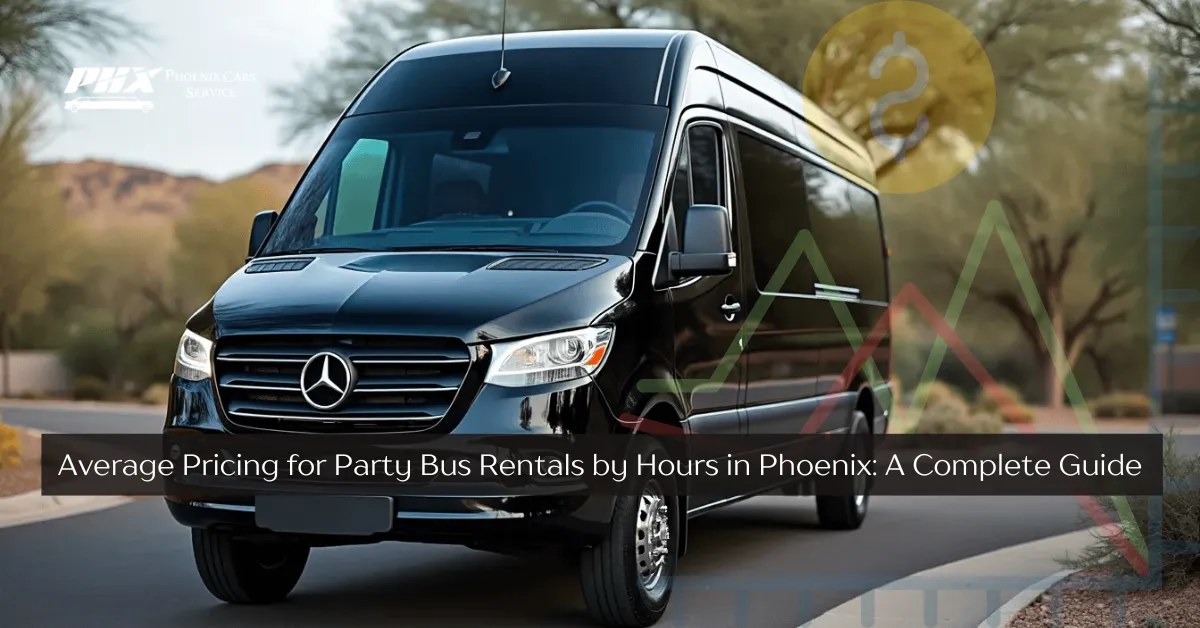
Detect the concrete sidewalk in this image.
<box><xmin>805</xmin><ymin>527</ymin><xmax>1098</xmax><ymax>627</ymax></box>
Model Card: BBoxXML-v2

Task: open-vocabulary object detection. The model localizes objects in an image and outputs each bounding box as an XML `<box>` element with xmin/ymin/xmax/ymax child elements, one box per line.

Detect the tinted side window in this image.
<box><xmin>667</xmin><ymin>124</ymin><xmax>725</xmax><ymax>252</ymax></box>
<box><xmin>805</xmin><ymin>164</ymin><xmax>887</xmax><ymax>301</ymax></box>
<box><xmin>668</xmin><ymin>137</ymin><xmax>691</xmax><ymax>249</ymax></box>
<box><xmin>847</xmin><ymin>184</ymin><xmax>888</xmax><ymax>301</ymax></box>
<box><xmin>688</xmin><ymin>125</ymin><xmax>721</xmax><ymax>206</ymax></box>
<box><xmin>737</xmin><ymin>133</ymin><xmax>813</xmax><ymax>294</ymax></box>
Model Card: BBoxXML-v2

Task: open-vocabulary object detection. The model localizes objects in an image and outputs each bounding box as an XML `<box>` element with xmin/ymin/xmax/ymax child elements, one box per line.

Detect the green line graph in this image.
<box><xmin>635</xmin><ymin>199</ymin><xmax>1148</xmax><ymax>566</ymax></box>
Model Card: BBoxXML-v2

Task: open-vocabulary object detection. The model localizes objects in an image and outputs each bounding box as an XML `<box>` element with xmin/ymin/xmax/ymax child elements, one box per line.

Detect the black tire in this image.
<box><xmin>816</xmin><ymin>410</ymin><xmax>872</xmax><ymax>530</ymax></box>
<box><xmin>580</xmin><ymin>439</ymin><xmax>678</xmax><ymax>627</ymax></box>
<box><xmin>192</xmin><ymin>529</ymin><xmax>309</xmax><ymax>604</ymax></box>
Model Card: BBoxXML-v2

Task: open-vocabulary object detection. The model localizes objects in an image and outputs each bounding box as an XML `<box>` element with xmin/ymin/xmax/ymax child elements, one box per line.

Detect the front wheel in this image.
<box><xmin>580</xmin><ymin>440</ymin><xmax>678</xmax><ymax>627</ymax></box>
<box><xmin>816</xmin><ymin>410</ymin><xmax>872</xmax><ymax>530</ymax></box>
<box><xmin>192</xmin><ymin>529</ymin><xmax>309</xmax><ymax>604</ymax></box>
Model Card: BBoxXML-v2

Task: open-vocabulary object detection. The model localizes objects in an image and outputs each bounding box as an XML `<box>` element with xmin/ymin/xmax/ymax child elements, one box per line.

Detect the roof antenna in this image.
<box><xmin>491</xmin><ymin>0</ymin><xmax>511</xmax><ymax>89</ymax></box>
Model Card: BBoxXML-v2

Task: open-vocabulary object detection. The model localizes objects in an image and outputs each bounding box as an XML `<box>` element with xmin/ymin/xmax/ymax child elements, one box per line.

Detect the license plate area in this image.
<box><xmin>255</xmin><ymin>495</ymin><xmax>394</xmax><ymax>536</ymax></box>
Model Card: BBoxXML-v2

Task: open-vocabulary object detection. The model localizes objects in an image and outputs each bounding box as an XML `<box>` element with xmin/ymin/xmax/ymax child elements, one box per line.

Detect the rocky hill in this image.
<box><xmin>35</xmin><ymin>159</ymin><xmax>307</xmax><ymax>231</ymax></box>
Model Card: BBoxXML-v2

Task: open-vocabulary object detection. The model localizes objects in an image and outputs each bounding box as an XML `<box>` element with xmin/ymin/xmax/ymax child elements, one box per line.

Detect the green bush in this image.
<box><xmin>1089</xmin><ymin>392</ymin><xmax>1152</xmax><ymax>419</ymax></box>
<box><xmin>141</xmin><ymin>383</ymin><xmax>172</xmax><ymax>406</ymax></box>
<box><xmin>16</xmin><ymin>390</ymin><xmax>56</xmax><ymax>401</ymax></box>
<box><xmin>71</xmin><ymin>375</ymin><xmax>111</xmax><ymax>401</ymax></box>
<box><xmin>123</xmin><ymin>321</ymin><xmax>182</xmax><ymax>392</ymax></box>
<box><xmin>973</xmin><ymin>384</ymin><xmax>1034</xmax><ymax>424</ymax></box>
<box><xmin>59</xmin><ymin>324</ymin><xmax>119</xmax><ymax>382</ymax></box>
<box><xmin>912</xmin><ymin>398</ymin><xmax>1004</xmax><ymax>434</ymax></box>
<box><xmin>1060</xmin><ymin>434</ymin><xmax>1200</xmax><ymax>587</ymax></box>
<box><xmin>911</xmin><ymin>381</ymin><xmax>966</xmax><ymax>410</ymax></box>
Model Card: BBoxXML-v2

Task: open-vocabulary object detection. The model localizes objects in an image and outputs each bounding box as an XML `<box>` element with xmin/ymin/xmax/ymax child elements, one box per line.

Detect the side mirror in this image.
<box><xmin>669</xmin><ymin>204</ymin><xmax>736</xmax><ymax>277</ymax></box>
<box><xmin>247</xmin><ymin>210</ymin><xmax>279</xmax><ymax>260</ymax></box>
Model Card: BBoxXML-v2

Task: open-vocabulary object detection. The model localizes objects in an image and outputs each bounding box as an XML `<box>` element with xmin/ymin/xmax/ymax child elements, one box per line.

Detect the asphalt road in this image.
<box><xmin>0</xmin><ymin>402</ymin><xmax>1094</xmax><ymax>627</ymax></box>
<box><xmin>0</xmin><ymin>495</ymin><xmax>1087</xmax><ymax>627</ymax></box>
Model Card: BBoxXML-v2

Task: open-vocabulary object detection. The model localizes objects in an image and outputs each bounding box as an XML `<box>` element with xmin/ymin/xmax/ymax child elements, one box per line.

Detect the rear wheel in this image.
<box><xmin>192</xmin><ymin>529</ymin><xmax>309</xmax><ymax>604</ymax></box>
<box><xmin>580</xmin><ymin>440</ymin><xmax>678</xmax><ymax>627</ymax></box>
<box><xmin>816</xmin><ymin>410</ymin><xmax>872</xmax><ymax>530</ymax></box>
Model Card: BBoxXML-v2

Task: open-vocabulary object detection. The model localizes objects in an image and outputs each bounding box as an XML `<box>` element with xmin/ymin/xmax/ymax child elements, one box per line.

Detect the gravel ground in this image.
<box><xmin>1010</xmin><ymin>573</ymin><xmax>1200</xmax><ymax>627</ymax></box>
<box><xmin>0</xmin><ymin>429</ymin><xmax>41</xmax><ymax>497</ymax></box>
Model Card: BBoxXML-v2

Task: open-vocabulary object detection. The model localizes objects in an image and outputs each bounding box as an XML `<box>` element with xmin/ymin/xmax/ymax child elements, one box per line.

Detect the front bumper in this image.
<box><xmin>163</xmin><ymin>375</ymin><xmax>620</xmax><ymax>546</ymax></box>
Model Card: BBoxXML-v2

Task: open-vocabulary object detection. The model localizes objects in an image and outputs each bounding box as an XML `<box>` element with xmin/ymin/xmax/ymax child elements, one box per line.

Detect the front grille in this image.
<box><xmin>213</xmin><ymin>335</ymin><xmax>471</xmax><ymax>433</ymax></box>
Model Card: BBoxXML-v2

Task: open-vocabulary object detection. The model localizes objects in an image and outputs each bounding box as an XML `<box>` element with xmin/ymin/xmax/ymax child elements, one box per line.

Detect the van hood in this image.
<box><xmin>205</xmin><ymin>252</ymin><xmax>634</xmax><ymax>343</ymax></box>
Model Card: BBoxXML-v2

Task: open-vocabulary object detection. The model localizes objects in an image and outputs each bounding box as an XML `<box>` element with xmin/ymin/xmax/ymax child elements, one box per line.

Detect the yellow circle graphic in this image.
<box><xmin>803</xmin><ymin>0</ymin><xmax>996</xmax><ymax>195</ymax></box>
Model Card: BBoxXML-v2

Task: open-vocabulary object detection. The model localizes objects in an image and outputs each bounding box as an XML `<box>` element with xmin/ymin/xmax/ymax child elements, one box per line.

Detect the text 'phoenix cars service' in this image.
<box><xmin>165</xmin><ymin>29</ymin><xmax>892</xmax><ymax>627</ymax></box>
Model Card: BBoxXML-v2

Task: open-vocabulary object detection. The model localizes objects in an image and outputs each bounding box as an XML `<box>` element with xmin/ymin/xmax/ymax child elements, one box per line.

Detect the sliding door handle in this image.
<box><xmin>815</xmin><ymin>283</ymin><xmax>861</xmax><ymax>298</ymax></box>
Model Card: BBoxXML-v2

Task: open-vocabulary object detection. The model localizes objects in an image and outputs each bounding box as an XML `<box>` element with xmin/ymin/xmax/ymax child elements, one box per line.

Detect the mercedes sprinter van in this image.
<box><xmin>164</xmin><ymin>29</ymin><xmax>893</xmax><ymax>627</ymax></box>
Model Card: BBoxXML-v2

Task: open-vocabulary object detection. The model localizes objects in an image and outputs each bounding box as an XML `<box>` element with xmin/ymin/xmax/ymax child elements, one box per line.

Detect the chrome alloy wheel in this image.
<box><xmin>635</xmin><ymin>481</ymin><xmax>670</xmax><ymax>593</ymax></box>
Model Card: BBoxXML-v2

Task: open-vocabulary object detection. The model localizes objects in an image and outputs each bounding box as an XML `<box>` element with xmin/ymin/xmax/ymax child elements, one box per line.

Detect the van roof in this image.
<box><xmin>349</xmin><ymin>29</ymin><xmax>873</xmax><ymax>185</ymax></box>
<box><xmin>400</xmin><ymin>28</ymin><xmax>682</xmax><ymax>59</ymax></box>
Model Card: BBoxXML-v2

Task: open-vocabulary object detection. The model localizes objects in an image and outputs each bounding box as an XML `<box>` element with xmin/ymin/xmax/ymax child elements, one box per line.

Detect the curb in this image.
<box><xmin>0</xmin><ymin>425</ymin><xmax>136</xmax><ymax>529</ymax></box>
<box><xmin>0</xmin><ymin>491</ymin><xmax>135</xmax><ymax>530</ymax></box>
<box><xmin>976</xmin><ymin>569</ymin><xmax>1077</xmax><ymax>628</ymax></box>
<box><xmin>802</xmin><ymin>527</ymin><xmax>1098</xmax><ymax>628</ymax></box>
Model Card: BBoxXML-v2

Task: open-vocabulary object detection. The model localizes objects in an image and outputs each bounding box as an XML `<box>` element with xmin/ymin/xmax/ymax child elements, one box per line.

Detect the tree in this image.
<box><xmin>0</xmin><ymin>91</ymin><xmax>80</xmax><ymax>396</ymax></box>
<box><xmin>1134</xmin><ymin>1</ymin><xmax>1200</xmax><ymax>343</ymax></box>
<box><xmin>172</xmin><ymin>178</ymin><xmax>288</xmax><ymax>308</ymax></box>
<box><xmin>0</xmin><ymin>0</ymin><xmax>146</xmax><ymax>87</ymax></box>
<box><xmin>80</xmin><ymin>225</ymin><xmax>175</xmax><ymax>389</ymax></box>
<box><xmin>896</xmin><ymin>101</ymin><xmax>1144</xmax><ymax>408</ymax></box>
<box><xmin>1136</xmin><ymin>0</ymin><xmax>1200</xmax><ymax>80</ymax></box>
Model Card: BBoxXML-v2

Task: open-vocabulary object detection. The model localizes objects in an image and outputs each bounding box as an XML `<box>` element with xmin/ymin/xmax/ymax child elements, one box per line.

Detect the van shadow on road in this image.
<box><xmin>174</xmin><ymin>502</ymin><xmax>828</xmax><ymax>627</ymax></box>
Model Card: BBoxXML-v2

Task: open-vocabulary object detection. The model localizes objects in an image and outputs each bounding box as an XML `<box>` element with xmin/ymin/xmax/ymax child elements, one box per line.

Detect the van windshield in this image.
<box><xmin>260</xmin><ymin>104</ymin><xmax>668</xmax><ymax>257</ymax></box>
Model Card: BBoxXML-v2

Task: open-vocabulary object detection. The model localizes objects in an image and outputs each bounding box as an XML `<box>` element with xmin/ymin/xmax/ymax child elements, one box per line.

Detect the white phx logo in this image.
<box><xmin>63</xmin><ymin>67</ymin><xmax>160</xmax><ymax>113</ymax></box>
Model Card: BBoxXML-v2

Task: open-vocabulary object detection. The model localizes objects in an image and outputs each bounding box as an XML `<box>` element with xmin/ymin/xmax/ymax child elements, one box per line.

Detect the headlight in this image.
<box><xmin>485</xmin><ymin>327</ymin><xmax>612</xmax><ymax>387</ymax></box>
<box><xmin>174</xmin><ymin>329</ymin><xmax>214</xmax><ymax>381</ymax></box>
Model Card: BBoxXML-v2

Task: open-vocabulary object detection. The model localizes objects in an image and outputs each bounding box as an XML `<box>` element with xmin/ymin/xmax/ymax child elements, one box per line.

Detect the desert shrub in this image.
<box><xmin>0</xmin><ymin>420</ymin><xmax>21</xmax><ymax>468</ymax></box>
<box><xmin>1090</xmin><ymin>392</ymin><xmax>1152</xmax><ymax>419</ymax></box>
<box><xmin>973</xmin><ymin>384</ymin><xmax>1034</xmax><ymax>424</ymax></box>
<box><xmin>1060</xmin><ymin>434</ymin><xmax>1200</xmax><ymax>587</ymax></box>
<box><xmin>1142</xmin><ymin>616</ymin><xmax>1167</xmax><ymax>628</ymax></box>
<box><xmin>71</xmin><ymin>375</ymin><xmax>111</xmax><ymax>401</ymax></box>
<box><xmin>911</xmin><ymin>381</ymin><xmax>966</xmax><ymax>410</ymax></box>
<box><xmin>59</xmin><ymin>325</ymin><xmax>119</xmax><ymax>382</ymax></box>
<box><xmin>912</xmin><ymin>398</ymin><xmax>1004</xmax><ymax>434</ymax></box>
<box><xmin>123</xmin><ymin>321</ymin><xmax>182</xmax><ymax>392</ymax></box>
<box><xmin>141</xmin><ymin>383</ymin><xmax>172</xmax><ymax>406</ymax></box>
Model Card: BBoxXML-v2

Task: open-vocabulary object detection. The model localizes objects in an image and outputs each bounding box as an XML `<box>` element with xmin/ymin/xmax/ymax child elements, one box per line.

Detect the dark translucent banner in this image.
<box><xmin>40</xmin><ymin>432</ymin><xmax>1166</xmax><ymax>498</ymax></box>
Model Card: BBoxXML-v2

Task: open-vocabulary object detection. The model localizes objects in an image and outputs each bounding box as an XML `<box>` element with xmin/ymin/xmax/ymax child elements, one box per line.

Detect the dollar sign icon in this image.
<box><xmin>869</xmin><ymin>32</ymin><xmax>930</xmax><ymax>163</ymax></box>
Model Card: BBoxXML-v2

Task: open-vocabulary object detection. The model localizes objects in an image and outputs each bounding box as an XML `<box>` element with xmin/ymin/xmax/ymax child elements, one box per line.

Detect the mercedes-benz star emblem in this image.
<box><xmin>300</xmin><ymin>352</ymin><xmax>356</xmax><ymax>411</ymax></box>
